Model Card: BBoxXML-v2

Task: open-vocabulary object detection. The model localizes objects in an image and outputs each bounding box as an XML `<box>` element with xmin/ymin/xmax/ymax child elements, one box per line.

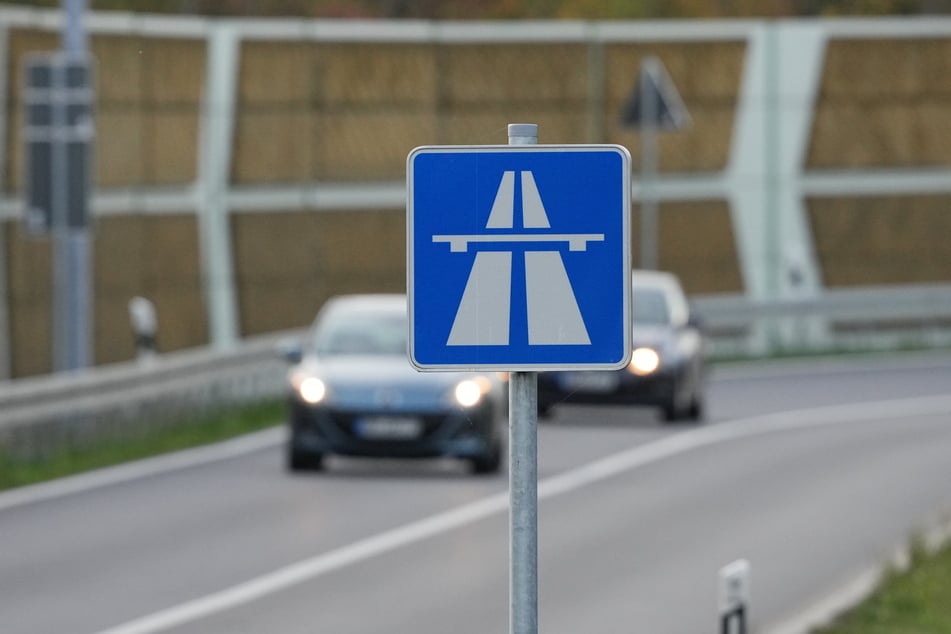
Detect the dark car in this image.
<box><xmin>537</xmin><ymin>270</ymin><xmax>706</xmax><ymax>422</ymax></box>
<box><xmin>283</xmin><ymin>294</ymin><xmax>506</xmax><ymax>474</ymax></box>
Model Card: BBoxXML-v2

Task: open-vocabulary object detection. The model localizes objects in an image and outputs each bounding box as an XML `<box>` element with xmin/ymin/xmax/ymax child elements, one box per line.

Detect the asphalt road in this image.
<box><xmin>2</xmin><ymin>353</ymin><xmax>951</xmax><ymax>634</ymax></box>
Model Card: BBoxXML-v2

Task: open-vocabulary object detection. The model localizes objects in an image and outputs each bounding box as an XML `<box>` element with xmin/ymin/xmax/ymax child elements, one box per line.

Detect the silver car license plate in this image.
<box><xmin>558</xmin><ymin>371</ymin><xmax>619</xmax><ymax>393</ymax></box>
<box><xmin>356</xmin><ymin>416</ymin><xmax>423</xmax><ymax>440</ymax></box>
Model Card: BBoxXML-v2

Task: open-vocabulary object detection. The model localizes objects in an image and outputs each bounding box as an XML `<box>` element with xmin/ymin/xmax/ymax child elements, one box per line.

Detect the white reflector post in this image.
<box><xmin>718</xmin><ymin>559</ymin><xmax>751</xmax><ymax>634</ymax></box>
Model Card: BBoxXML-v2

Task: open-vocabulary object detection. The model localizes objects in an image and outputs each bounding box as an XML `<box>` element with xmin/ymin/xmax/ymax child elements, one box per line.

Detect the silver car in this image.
<box><xmin>537</xmin><ymin>270</ymin><xmax>706</xmax><ymax>422</ymax></box>
<box><xmin>283</xmin><ymin>294</ymin><xmax>506</xmax><ymax>474</ymax></box>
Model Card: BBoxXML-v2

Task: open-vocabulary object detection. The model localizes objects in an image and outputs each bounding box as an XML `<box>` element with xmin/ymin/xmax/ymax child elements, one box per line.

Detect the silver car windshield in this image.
<box><xmin>633</xmin><ymin>288</ymin><xmax>670</xmax><ymax>325</ymax></box>
<box><xmin>312</xmin><ymin>311</ymin><xmax>407</xmax><ymax>357</ymax></box>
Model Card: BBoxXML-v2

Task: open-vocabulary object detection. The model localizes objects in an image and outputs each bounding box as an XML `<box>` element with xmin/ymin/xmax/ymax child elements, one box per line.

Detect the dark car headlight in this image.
<box><xmin>628</xmin><ymin>347</ymin><xmax>661</xmax><ymax>376</ymax></box>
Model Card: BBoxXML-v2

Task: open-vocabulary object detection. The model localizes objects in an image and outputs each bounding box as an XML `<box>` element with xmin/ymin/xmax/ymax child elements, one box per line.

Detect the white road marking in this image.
<box><xmin>765</xmin><ymin>565</ymin><xmax>882</xmax><ymax>634</ymax></box>
<box><xmin>0</xmin><ymin>427</ymin><xmax>284</xmax><ymax>513</ymax></box>
<box><xmin>90</xmin><ymin>392</ymin><xmax>951</xmax><ymax>634</ymax></box>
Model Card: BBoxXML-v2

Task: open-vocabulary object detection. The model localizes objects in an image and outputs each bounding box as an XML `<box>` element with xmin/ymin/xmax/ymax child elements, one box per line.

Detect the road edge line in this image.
<box><xmin>764</xmin><ymin>513</ymin><xmax>951</xmax><ymax>634</ymax></box>
<box><xmin>0</xmin><ymin>426</ymin><xmax>284</xmax><ymax>512</ymax></box>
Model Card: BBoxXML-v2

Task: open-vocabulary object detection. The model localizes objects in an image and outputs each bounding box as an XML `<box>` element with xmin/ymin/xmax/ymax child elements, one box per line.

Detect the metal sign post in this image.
<box><xmin>23</xmin><ymin>0</ymin><xmax>94</xmax><ymax>372</ymax></box>
<box><xmin>58</xmin><ymin>0</ymin><xmax>92</xmax><ymax>373</ymax></box>
<box><xmin>507</xmin><ymin>122</ymin><xmax>539</xmax><ymax>634</ymax></box>
<box><xmin>638</xmin><ymin>63</ymin><xmax>660</xmax><ymax>271</ymax></box>
<box><xmin>620</xmin><ymin>56</ymin><xmax>690</xmax><ymax>271</ymax></box>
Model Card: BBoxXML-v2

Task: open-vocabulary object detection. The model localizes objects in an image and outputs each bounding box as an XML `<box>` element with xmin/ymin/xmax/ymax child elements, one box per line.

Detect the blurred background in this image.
<box><xmin>8</xmin><ymin>0</ymin><xmax>951</xmax><ymax>19</ymax></box>
<box><xmin>0</xmin><ymin>0</ymin><xmax>950</xmax><ymax>379</ymax></box>
<box><xmin>1</xmin><ymin>5</ymin><xmax>951</xmax><ymax>634</ymax></box>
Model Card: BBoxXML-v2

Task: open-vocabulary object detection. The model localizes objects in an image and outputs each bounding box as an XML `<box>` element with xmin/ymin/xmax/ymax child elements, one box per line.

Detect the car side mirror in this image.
<box><xmin>686</xmin><ymin>313</ymin><xmax>704</xmax><ymax>331</ymax></box>
<box><xmin>276</xmin><ymin>338</ymin><xmax>304</xmax><ymax>364</ymax></box>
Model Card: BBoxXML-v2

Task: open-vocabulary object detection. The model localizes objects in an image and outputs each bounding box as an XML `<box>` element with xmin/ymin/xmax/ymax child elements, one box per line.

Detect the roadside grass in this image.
<box><xmin>814</xmin><ymin>537</ymin><xmax>951</xmax><ymax>633</ymax></box>
<box><xmin>0</xmin><ymin>400</ymin><xmax>285</xmax><ymax>492</ymax></box>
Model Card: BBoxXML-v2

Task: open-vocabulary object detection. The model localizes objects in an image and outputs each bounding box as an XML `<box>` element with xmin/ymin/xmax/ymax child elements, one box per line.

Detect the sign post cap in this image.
<box><xmin>507</xmin><ymin>123</ymin><xmax>538</xmax><ymax>140</ymax></box>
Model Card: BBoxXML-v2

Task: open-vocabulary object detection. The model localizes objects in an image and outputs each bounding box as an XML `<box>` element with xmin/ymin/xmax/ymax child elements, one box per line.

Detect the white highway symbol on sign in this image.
<box><xmin>433</xmin><ymin>170</ymin><xmax>602</xmax><ymax>347</ymax></box>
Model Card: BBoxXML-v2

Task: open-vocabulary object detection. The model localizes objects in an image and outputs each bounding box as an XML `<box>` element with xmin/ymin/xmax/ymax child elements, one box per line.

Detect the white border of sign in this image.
<box><xmin>407</xmin><ymin>144</ymin><xmax>632</xmax><ymax>372</ymax></box>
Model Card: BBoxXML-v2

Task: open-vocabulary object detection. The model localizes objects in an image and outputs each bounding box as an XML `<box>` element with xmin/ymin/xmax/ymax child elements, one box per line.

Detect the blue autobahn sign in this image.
<box><xmin>407</xmin><ymin>145</ymin><xmax>632</xmax><ymax>371</ymax></box>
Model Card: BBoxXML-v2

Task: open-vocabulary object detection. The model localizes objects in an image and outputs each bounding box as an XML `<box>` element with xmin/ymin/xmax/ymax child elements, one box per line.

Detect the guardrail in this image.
<box><xmin>2</xmin><ymin>285</ymin><xmax>951</xmax><ymax>460</ymax></box>
<box><xmin>0</xmin><ymin>330</ymin><xmax>301</xmax><ymax>460</ymax></box>
<box><xmin>694</xmin><ymin>284</ymin><xmax>951</xmax><ymax>358</ymax></box>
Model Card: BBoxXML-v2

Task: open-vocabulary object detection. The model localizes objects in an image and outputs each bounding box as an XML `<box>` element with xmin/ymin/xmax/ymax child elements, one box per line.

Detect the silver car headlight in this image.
<box><xmin>628</xmin><ymin>347</ymin><xmax>661</xmax><ymax>376</ymax></box>
<box><xmin>454</xmin><ymin>376</ymin><xmax>492</xmax><ymax>408</ymax></box>
<box><xmin>290</xmin><ymin>369</ymin><xmax>328</xmax><ymax>404</ymax></box>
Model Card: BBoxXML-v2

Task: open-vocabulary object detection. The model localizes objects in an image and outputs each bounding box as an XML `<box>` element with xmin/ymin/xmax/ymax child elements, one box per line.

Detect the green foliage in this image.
<box><xmin>0</xmin><ymin>400</ymin><xmax>284</xmax><ymax>492</ymax></box>
<box><xmin>815</xmin><ymin>537</ymin><xmax>951</xmax><ymax>633</ymax></box>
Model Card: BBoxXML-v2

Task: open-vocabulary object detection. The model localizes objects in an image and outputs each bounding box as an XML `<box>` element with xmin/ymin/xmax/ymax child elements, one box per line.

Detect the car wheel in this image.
<box><xmin>287</xmin><ymin>446</ymin><xmax>324</xmax><ymax>472</ymax></box>
<box><xmin>686</xmin><ymin>394</ymin><xmax>705</xmax><ymax>422</ymax></box>
<box><xmin>470</xmin><ymin>442</ymin><xmax>503</xmax><ymax>475</ymax></box>
<box><xmin>661</xmin><ymin>401</ymin><xmax>681</xmax><ymax>423</ymax></box>
<box><xmin>663</xmin><ymin>394</ymin><xmax>704</xmax><ymax>424</ymax></box>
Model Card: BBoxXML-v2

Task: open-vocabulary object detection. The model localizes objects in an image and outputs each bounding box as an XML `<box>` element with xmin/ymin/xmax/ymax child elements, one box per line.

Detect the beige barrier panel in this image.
<box><xmin>632</xmin><ymin>200</ymin><xmax>743</xmax><ymax>294</ymax></box>
<box><xmin>808</xmin><ymin>38</ymin><xmax>951</xmax><ymax>169</ymax></box>
<box><xmin>808</xmin><ymin>195</ymin><xmax>951</xmax><ymax>287</ymax></box>
<box><xmin>4</xmin><ymin>221</ymin><xmax>52</xmax><ymax>377</ymax></box>
<box><xmin>93</xmin><ymin>214</ymin><xmax>208</xmax><ymax>365</ymax></box>
<box><xmin>232</xmin><ymin>208</ymin><xmax>406</xmax><ymax>336</ymax></box>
